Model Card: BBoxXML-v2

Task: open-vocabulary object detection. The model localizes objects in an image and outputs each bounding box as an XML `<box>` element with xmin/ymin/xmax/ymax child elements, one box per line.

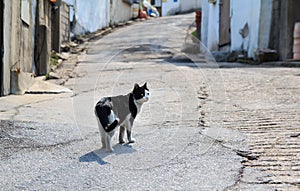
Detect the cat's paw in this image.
<box><xmin>106</xmin><ymin>148</ymin><xmax>114</xmax><ymax>152</ymax></box>
<box><xmin>119</xmin><ymin>139</ymin><xmax>125</xmax><ymax>144</ymax></box>
<box><xmin>128</xmin><ymin>138</ymin><xmax>136</xmax><ymax>144</ymax></box>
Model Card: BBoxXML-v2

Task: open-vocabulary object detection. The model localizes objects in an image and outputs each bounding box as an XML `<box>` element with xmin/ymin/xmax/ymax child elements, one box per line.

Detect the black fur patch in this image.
<box><xmin>95</xmin><ymin>97</ymin><xmax>118</xmax><ymax>132</ymax></box>
<box><xmin>104</xmin><ymin>119</ymin><xmax>119</xmax><ymax>132</ymax></box>
<box><xmin>129</xmin><ymin>93</ymin><xmax>137</xmax><ymax>119</ymax></box>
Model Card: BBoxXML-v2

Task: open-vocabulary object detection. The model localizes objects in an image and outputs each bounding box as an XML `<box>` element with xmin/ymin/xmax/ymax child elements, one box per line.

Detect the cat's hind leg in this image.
<box><xmin>127</xmin><ymin>129</ymin><xmax>136</xmax><ymax>143</ymax></box>
<box><xmin>119</xmin><ymin>125</ymin><xmax>126</xmax><ymax>144</ymax></box>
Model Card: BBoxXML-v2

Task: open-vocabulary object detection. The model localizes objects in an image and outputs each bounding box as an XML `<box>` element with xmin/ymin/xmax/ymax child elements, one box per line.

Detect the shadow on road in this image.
<box><xmin>79</xmin><ymin>143</ymin><xmax>136</xmax><ymax>165</ymax></box>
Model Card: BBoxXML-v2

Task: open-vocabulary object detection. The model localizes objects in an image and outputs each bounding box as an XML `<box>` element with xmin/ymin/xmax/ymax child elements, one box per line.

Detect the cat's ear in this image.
<box><xmin>143</xmin><ymin>82</ymin><xmax>148</xmax><ymax>89</ymax></box>
<box><xmin>134</xmin><ymin>83</ymin><xmax>140</xmax><ymax>90</ymax></box>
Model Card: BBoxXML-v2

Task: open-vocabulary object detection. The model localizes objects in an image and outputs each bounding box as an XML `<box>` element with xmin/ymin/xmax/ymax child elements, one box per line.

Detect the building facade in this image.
<box><xmin>202</xmin><ymin>0</ymin><xmax>300</xmax><ymax>61</ymax></box>
<box><xmin>0</xmin><ymin>0</ymin><xmax>70</xmax><ymax>96</ymax></box>
<box><xmin>0</xmin><ymin>0</ymin><xmax>202</xmax><ymax>96</ymax></box>
<box><xmin>152</xmin><ymin>0</ymin><xmax>201</xmax><ymax>16</ymax></box>
<box><xmin>64</xmin><ymin>0</ymin><xmax>132</xmax><ymax>35</ymax></box>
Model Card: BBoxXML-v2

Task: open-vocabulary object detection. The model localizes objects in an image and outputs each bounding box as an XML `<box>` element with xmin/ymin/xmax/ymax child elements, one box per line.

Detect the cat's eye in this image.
<box><xmin>141</xmin><ymin>93</ymin><xmax>144</xmax><ymax>96</ymax></box>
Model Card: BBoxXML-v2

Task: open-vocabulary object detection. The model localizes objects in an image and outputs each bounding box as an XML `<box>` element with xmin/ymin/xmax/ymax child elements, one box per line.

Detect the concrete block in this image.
<box><xmin>10</xmin><ymin>70</ymin><xmax>35</xmax><ymax>95</ymax></box>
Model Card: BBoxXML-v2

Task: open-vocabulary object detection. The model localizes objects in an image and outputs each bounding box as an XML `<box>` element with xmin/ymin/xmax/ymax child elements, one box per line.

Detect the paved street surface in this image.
<box><xmin>0</xmin><ymin>13</ymin><xmax>300</xmax><ymax>190</ymax></box>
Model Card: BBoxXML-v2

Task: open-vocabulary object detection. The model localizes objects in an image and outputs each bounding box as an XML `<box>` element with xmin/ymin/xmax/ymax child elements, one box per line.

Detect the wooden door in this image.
<box><xmin>219</xmin><ymin>0</ymin><xmax>231</xmax><ymax>46</ymax></box>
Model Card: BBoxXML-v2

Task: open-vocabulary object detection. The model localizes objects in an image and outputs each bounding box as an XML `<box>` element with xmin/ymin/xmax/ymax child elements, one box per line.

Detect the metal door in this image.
<box><xmin>219</xmin><ymin>0</ymin><xmax>231</xmax><ymax>46</ymax></box>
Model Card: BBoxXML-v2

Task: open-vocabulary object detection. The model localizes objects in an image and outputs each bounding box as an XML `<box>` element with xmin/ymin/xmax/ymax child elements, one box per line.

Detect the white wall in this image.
<box><xmin>202</xmin><ymin>0</ymin><xmax>273</xmax><ymax>58</ymax></box>
<box><xmin>230</xmin><ymin>0</ymin><xmax>261</xmax><ymax>57</ymax></box>
<box><xmin>110</xmin><ymin>1</ymin><xmax>132</xmax><ymax>25</ymax></box>
<box><xmin>161</xmin><ymin>0</ymin><xmax>181</xmax><ymax>16</ymax></box>
<box><xmin>180</xmin><ymin>0</ymin><xmax>201</xmax><ymax>13</ymax></box>
<box><xmin>201</xmin><ymin>0</ymin><xmax>219</xmax><ymax>51</ymax></box>
<box><xmin>201</xmin><ymin>0</ymin><xmax>208</xmax><ymax>46</ymax></box>
<box><xmin>161</xmin><ymin>0</ymin><xmax>201</xmax><ymax>16</ymax></box>
<box><xmin>63</xmin><ymin>0</ymin><xmax>110</xmax><ymax>34</ymax></box>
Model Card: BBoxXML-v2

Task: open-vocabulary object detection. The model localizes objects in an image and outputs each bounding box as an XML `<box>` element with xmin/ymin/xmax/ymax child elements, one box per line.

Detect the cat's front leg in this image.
<box><xmin>119</xmin><ymin>126</ymin><xmax>126</xmax><ymax>144</ymax></box>
<box><xmin>127</xmin><ymin>129</ymin><xmax>136</xmax><ymax>143</ymax></box>
<box><xmin>105</xmin><ymin>132</ymin><xmax>114</xmax><ymax>152</ymax></box>
<box><xmin>100</xmin><ymin>134</ymin><xmax>106</xmax><ymax>149</ymax></box>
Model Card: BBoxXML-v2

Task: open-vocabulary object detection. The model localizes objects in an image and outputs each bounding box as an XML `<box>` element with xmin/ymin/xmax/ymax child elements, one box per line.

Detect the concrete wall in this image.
<box><xmin>71</xmin><ymin>0</ymin><xmax>110</xmax><ymax>34</ymax></box>
<box><xmin>179</xmin><ymin>0</ymin><xmax>201</xmax><ymax>13</ymax></box>
<box><xmin>272</xmin><ymin>0</ymin><xmax>300</xmax><ymax>60</ymax></box>
<box><xmin>201</xmin><ymin>0</ymin><xmax>219</xmax><ymax>51</ymax></box>
<box><xmin>161</xmin><ymin>0</ymin><xmax>181</xmax><ymax>16</ymax></box>
<box><xmin>52</xmin><ymin>0</ymin><xmax>70</xmax><ymax>52</ymax></box>
<box><xmin>202</xmin><ymin>0</ymin><xmax>273</xmax><ymax>58</ymax></box>
<box><xmin>230</xmin><ymin>0</ymin><xmax>261</xmax><ymax>57</ymax></box>
<box><xmin>110</xmin><ymin>1</ymin><xmax>132</xmax><ymax>25</ymax></box>
<box><xmin>0</xmin><ymin>0</ymin><xmax>3</xmax><ymax>95</ymax></box>
<box><xmin>2</xmin><ymin>0</ymin><xmax>37</xmax><ymax>95</ymax></box>
<box><xmin>258</xmin><ymin>0</ymin><xmax>273</xmax><ymax>50</ymax></box>
<box><xmin>20</xmin><ymin>0</ymin><xmax>35</xmax><ymax>73</ymax></box>
<box><xmin>2</xmin><ymin>0</ymin><xmax>12</xmax><ymax>95</ymax></box>
<box><xmin>201</xmin><ymin>0</ymin><xmax>208</xmax><ymax>46</ymax></box>
<box><xmin>60</xmin><ymin>2</ymin><xmax>70</xmax><ymax>43</ymax></box>
<box><xmin>34</xmin><ymin>0</ymin><xmax>52</xmax><ymax>75</ymax></box>
<box><xmin>160</xmin><ymin>0</ymin><xmax>201</xmax><ymax>16</ymax></box>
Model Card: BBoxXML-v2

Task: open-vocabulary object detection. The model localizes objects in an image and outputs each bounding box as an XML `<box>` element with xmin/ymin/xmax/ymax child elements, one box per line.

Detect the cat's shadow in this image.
<box><xmin>79</xmin><ymin>143</ymin><xmax>136</xmax><ymax>165</ymax></box>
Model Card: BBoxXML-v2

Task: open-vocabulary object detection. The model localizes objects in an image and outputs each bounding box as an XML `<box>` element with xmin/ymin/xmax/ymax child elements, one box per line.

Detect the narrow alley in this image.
<box><xmin>0</xmin><ymin>12</ymin><xmax>300</xmax><ymax>191</ymax></box>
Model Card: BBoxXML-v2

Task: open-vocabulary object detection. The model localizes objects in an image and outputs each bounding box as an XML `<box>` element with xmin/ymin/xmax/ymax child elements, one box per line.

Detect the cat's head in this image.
<box><xmin>132</xmin><ymin>82</ymin><xmax>150</xmax><ymax>104</ymax></box>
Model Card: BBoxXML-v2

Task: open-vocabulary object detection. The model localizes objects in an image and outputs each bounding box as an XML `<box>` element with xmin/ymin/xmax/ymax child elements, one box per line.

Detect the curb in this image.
<box><xmin>262</xmin><ymin>61</ymin><xmax>300</xmax><ymax>67</ymax></box>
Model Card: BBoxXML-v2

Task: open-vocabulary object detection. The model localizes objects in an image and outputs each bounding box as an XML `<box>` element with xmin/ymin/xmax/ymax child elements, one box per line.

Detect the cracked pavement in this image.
<box><xmin>0</xmin><ymin>13</ymin><xmax>300</xmax><ymax>190</ymax></box>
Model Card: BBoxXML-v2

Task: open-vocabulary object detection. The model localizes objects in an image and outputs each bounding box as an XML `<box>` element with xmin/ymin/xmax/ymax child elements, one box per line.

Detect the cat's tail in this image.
<box><xmin>104</xmin><ymin>118</ymin><xmax>119</xmax><ymax>132</ymax></box>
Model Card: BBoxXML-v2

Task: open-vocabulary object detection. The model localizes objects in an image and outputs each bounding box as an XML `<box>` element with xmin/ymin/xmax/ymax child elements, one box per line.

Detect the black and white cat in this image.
<box><xmin>95</xmin><ymin>82</ymin><xmax>150</xmax><ymax>152</ymax></box>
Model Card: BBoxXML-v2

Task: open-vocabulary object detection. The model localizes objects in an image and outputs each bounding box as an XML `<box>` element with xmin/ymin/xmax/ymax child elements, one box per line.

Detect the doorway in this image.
<box><xmin>0</xmin><ymin>0</ymin><xmax>3</xmax><ymax>96</ymax></box>
<box><xmin>219</xmin><ymin>0</ymin><xmax>231</xmax><ymax>47</ymax></box>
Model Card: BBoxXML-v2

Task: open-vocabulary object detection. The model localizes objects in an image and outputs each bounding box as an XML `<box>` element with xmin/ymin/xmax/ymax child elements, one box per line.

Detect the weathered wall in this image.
<box><xmin>6</xmin><ymin>0</ymin><xmax>37</xmax><ymax>94</ymax></box>
<box><xmin>201</xmin><ymin>0</ymin><xmax>208</xmax><ymax>46</ymax></box>
<box><xmin>160</xmin><ymin>0</ymin><xmax>201</xmax><ymax>16</ymax></box>
<box><xmin>2</xmin><ymin>0</ymin><xmax>11</xmax><ymax>95</ymax></box>
<box><xmin>72</xmin><ymin>0</ymin><xmax>110</xmax><ymax>34</ymax></box>
<box><xmin>179</xmin><ymin>0</ymin><xmax>201</xmax><ymax>13</ymax></box>
<box><xmin>52</xmin><ymin>0</ymin><xmax>70</xmax><ymax>52</ymax></box>
<box><xmin>60</xmin><ymin>1</ymin><xmax>70</xmax><ymax>43</ymax></box>
<box><xmin>258</xmin><ymin>0</ymin><xmax>273</xmax><ymax>50</ymax></box>
<box><xmin>110</xmin><ymin>1</ymin><xmax>131</xmax><ymax>25</ymax></box>
<box><xmin>274</xmin><ymin>0</ymin><xmax>300</xmax><ymax>60</ymax></box>
<box><xmin>161</xmin><ymin>0</ymin><xmax>181</xmax><ymax>16</ymax></box>
<box><xmin>230</xmin><ymin>0</ymin><xmax>261</xmax><ymax>57</ymax></box>
<box><xmin>34</xmin><ymin>0</ymin><xmax>51</xmax><ymax>75</ymax></box>
<box><xmin>201</xmin><ymin>0</ymin><xmax>219</xmax><ymax>51</ymax></box>
<box><xmin>202</xmin><ymin>0</ymin><xmax>273</xmax><ymax>58</ymax></box>
<box><xmin>20</xmin><ymin>0</ymin><xmax>35</xmax><ymax>73</ymax></box>
<box><xmin>0</xmin><ymin>0</ymin><xmax>4</xmax><ymax>95</ymax></box>
<box><xmin>3</xmin><ymin>0</ymin><xmax>23</xmax><ymax>95</ymax></box>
